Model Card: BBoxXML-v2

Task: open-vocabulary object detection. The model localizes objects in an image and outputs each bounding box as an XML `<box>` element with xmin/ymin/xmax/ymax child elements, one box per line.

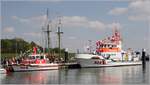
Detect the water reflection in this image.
<box><xmin>59</xmin><ymin>63</ymin><xmax>149</xmax><ymax>84</ymax></box>
<box><xmin>1</xmin><ymin>70</ymin><xmax>59</xmax><ymax>84</ymax></box>
<box><xmin>1</xmin><ymin>62</ymin><xmax>149</xmax><ymax>84</ymax></box>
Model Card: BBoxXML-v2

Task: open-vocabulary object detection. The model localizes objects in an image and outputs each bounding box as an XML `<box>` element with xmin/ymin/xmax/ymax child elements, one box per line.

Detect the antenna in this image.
<box><xmin>46</xmin><ymin>8</ymin><xmax>49</xmax><ymax>20</ymax></box>
<box><xmin>88</xmin><ymin>40</ymin><xmax>92</xmax><ymax>53</ymax></box>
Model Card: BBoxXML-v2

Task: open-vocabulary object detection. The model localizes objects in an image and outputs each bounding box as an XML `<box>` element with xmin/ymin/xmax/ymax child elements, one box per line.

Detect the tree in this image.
<box><xmin>1</xmin><ymin>38</ymin><xmax>41</xmax><ymax>54</ymax></box>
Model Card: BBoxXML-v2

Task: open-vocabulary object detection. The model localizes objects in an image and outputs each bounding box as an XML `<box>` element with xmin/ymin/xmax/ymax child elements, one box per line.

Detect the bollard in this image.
<box><xmin>64</xmin><ymin>48</ymin><xmax>69</xmax><ymax>63</ymax></box>
<box><xmin>64</xmin><ymin>52</ymin><xmax>68</xmax><ymax>63</ymax></box>
<box><xmin>142</xmin><ymin>49</ymin><xmax>146</xmax><ymax>71</ymax></box>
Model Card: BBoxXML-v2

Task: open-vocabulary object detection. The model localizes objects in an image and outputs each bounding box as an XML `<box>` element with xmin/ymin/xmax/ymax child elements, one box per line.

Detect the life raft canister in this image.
<box><xmin>94</xmin><ymin>60</ymin><xmax>106</xmax><ymax>64</ymax></box>
<box><xmin>35</xmin><ymin>59</ymin><xmax>46</xmax><ymax>64</ymax></box>
<box><xmin>102</xmin><ymin>59</ymin><xmax>106</xmax><ymax>64</ymax></box>
<box><xmin>35</xmin><ymin>59</ymin><xmax>40</xmax><ymax>64</ymax></box>
<box><xmin>41</xmin><ymin>59</ymin><xmax>46</xmax><ymax>64</ymax></box>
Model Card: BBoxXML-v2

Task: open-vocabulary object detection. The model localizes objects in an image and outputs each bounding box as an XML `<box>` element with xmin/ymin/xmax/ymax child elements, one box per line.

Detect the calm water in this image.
<box><xmin>1</xmin><ymin>62</ymin><xmax>149</xmax><ymax>84</ymax></box>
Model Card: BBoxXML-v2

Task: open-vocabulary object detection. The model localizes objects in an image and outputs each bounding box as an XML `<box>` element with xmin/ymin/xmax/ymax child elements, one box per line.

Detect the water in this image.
<box><xmin>1</xmin><ymin>62</ymin><xmax>149</xmax><ymax>84</ymax></box>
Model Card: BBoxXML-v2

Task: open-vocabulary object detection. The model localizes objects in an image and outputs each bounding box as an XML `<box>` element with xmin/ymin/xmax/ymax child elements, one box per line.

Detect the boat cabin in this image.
<box><xmin>29</xmin><ymin>54</ymin><xmax>47</xmax><ymax>60</ymax></box>
<box><xmin>21</xmin><ymin>54</ymin><xmax>48</xmax><ymax>64</ymax></box>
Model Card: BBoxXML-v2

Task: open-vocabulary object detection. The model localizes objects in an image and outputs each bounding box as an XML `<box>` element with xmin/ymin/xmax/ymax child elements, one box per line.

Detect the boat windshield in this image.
<box><xmin>29</xmin><ymin>56</ymin><xmax>36</xmax><ymax>59</ymax></box>
<box><xmin>40</xmin><ymin>56</ymin><xmax>44</xmax><ymax>59</ymax></box>
<box><xmin>36</xmin><ymin>56</ymin><xmax>44</xmax><ymax>59</ymax></box>
<box><xmin>29</xmin><ymin>55</ymin><xmax>45</xmax><ymax>60</ymax></box>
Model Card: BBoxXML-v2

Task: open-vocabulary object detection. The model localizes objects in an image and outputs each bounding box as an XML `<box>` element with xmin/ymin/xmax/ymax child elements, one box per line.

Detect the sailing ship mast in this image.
<box><xmin>43</xmin><ymin>9</ymin><xmax>63</xmax><ymax>59</ymax></box>
<box><xmin>44</xmin><ymin>8</ymin><xmax>52</xmax><ymax>54</ymax></box>
<box><xmin>56</xmin><ymin>16</ymin><xmax>63</xmax><ymax>59</ymax></box>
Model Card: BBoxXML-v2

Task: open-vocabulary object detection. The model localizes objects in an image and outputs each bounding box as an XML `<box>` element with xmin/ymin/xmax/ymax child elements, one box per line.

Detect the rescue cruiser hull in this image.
<box><xmin>76</xmin><ymin>54</ymin><xmax>142</xmax><ymax>68</ymax></box>
<box><xmin>12</xmin><ymin>64</ymin><xmax>59</xmax><ymax>72</ymax></box>
<box><xmin>77</xmin><ymin>58</ymin><xmax>142</xmax><ymax>68</ymax></box>
<box><xmin>0</xmin><ymin>68</ymin><xmax>7</xmax><ymax>74</ymax></box>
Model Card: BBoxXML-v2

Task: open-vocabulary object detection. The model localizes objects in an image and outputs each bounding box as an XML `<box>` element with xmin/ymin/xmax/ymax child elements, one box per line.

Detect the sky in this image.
<box><xmin>1</xmin><ymin>0</ymin><xmax>150</xmax><ymax>53</ymax></box>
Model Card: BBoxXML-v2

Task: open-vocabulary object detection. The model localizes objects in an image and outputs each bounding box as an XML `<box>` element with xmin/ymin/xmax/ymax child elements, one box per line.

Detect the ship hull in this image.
<box><xmin>77</xmin><ymin>58</ymin><xmax>142</xmax><ymax>68</ymax></box>
<box><xmin>0</xmin><ymin>68</ymin><xmax>7</xmax><ymax>74</ymax></box>
<box><xmin>76</xmin><ymin>54</ymin><xmax>142</xmax><ymax>68</ymax></box>
<box><xmin>12</xmin><ymin>64</ymin><xmax>59</xmax><ymax>72</ymax></box>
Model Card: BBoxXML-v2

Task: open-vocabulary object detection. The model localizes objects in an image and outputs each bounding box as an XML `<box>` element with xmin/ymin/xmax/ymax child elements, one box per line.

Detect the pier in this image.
<box><xmin>60</xmin><ymin>62</ymin><xmax>81</xmax><ymax>69</ymax></box>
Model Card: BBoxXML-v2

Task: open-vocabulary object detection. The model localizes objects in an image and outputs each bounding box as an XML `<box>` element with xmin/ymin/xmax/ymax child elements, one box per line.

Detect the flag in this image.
<box><xmin>111</xmin><ymin>35</ymin><xmax>115</xmax><ymax>42</ymax></box>
<box><xmin>37</xmin><ymin>48</ymin><xmax>41</xmax><ymax>54</ymax></box>
<box><xmin>33</xmin><ymin>47</ymin><xmax>37</xmax><ymax>55</ymax></box>
<box><xmin>96</xmin><ymin>41</ymin><xmax>99</xmax><ymax>46</ymax></box>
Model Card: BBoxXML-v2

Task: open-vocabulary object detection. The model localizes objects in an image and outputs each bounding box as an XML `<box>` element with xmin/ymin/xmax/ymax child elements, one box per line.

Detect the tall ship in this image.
<box><xmin>10</xmin><ymin>9</ymin><xmax>61</xmax><ymax>72</ymax></box>
<box><xmin>76</xmin><ymin>28</ymin><xmax>142</xmax><ymax>67</ymax></box>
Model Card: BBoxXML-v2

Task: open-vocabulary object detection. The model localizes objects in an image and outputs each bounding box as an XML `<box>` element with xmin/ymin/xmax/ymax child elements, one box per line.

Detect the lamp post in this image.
<box><xmin>121</xmin><ymin>53</ymin><xmax>124</xmax><ymax>62</ymax></box>
<box><xmin>64</xmin><ymin>48</ymin><xmax>68</xmax><ymax>63</ymax></box>
<box><xmin>88</xmin><ymin>40</ymin><xmax>92</xmax><ymax>53</ymax></box>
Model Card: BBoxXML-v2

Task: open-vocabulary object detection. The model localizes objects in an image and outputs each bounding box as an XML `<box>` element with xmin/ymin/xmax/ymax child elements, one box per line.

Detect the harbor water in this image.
<box><xmin>1</xmin><ymin>62</ymin><xmax>149</xmax><ymax>84</ymax></box>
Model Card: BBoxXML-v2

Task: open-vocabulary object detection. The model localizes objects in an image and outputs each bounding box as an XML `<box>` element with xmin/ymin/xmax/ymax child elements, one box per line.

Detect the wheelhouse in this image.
<box><xmin>29</xmin><ymin>54</ymin><xmax>47</xmax><ymax>60</ymax></box>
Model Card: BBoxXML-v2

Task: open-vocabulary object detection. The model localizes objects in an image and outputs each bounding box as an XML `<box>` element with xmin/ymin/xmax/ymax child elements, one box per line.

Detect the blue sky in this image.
<box><xmin>1</xmin><ymin>0</ymin><xmax>150</xmax><ymax>53</ymax></box>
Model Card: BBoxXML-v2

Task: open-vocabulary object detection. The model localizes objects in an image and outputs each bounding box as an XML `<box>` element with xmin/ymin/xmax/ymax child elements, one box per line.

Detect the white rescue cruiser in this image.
<box><xmin>76</xmin><ymin>28</ymin><xmax>142</xmax><ymax>67</ymax></box>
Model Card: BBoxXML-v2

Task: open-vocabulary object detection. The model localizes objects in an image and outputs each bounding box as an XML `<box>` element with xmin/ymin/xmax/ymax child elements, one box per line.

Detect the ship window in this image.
<box><xmin>104</xmin><ymin>45</ymin><xmax>106</xmax><ymax>48</ymax></box>
<box><xmin>112</xmin><ymin>45</ymin><xmax>114</xmax><ymax>47</ymax></box>
<box><xmin>36</xmin><ymin>56</ymin><xmax>40</xmax><ymax>59</ymax></box>
<box><xmin>110</xmin><ymin>45</ymin><xmax>113</xmax><ymax>47</ymax></box>
<box><xmin>30</xmin><ymin>56</ymin><xmax>35</xmax><ymax>59</ymax></box>
<box><xmin>40</xmin><ymin>56</ymin><xmax>44</xmax><ymax>59</ymax></box>
<box><xmin>100</xmin><ymin>45</ymin><xmax>102</xmax><ymax>47</ymax></box>
<box><xmin>112</xmin><ymin>45</ymin><xmax>115</xmax><ymax>47</ymax></box>
<box><xmin>107</xmin><ymin>45</ymin><xmax>109</xmax><ymax>48</ymax></box>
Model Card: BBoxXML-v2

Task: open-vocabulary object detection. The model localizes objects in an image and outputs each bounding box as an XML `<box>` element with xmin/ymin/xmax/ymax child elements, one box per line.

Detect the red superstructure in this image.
<box><xmin>96</xmin><ymin>29</ymin><xmax>122</xmax><ymax>53</ymax></box>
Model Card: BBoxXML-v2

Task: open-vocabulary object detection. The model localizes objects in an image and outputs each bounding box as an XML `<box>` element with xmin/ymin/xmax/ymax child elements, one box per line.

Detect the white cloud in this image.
<box><xmin>3</xmin><ymin>27</ymin><xmax>15</xmax><ymax>33</ymax></box>
<box><xmin>23</xmin><ymin>32</ymin><xmax>41</xmax><ymax>37</ymax></box>
<box><xmin>12</xmin><ymin>15</ymin><xmax>47</xmax><ymax>26</ymax></box>
<box><xmin>108</xmin><ymin>0</ymin><xmax>150</xmax><ymax>21</ymax></box>
<box><xmin>62</xmin><ymin>16</ymin><xmax>106</xmax><ymax>30</ymax></box>
<box><xmin>129</xmin><ymin>0</ymin><xmax>150</xmax><ymax>14</ymax></box>
<box><xmin>108</xmin><ymin>7</ymin><xmax>128</xmax><ymax>15</ymax></box>
<box><xmin>128</xmin><ymin>0</ymin><xmax>150</xmax><ymax>21</ymax></box>
<box><xmin>89</xmin><ymin>20</ymin><xmax>106</xmax><ymax>29</ymax></box>
<box><xmin>12</xmin><ymin>15</ymin><xmax>122</xmax><ymax>31</ymax></box>
<box><xmin>107</xmin><ymin>22</ymin><xmax>122</xmax><ymax>29</ymax></box>
<box><xmin>12</xmin><ymin>16</ymin><xmax>29</xmax><ymax>23</ymax></box>
<box><xmin>68</xmin><ymin>36</ymin><xmax>77</xmax><ymax>40</ymax></box>
<box><xmin>128</xmin><ymin>14</ymin><xmax>149</xmax><ymax>21</ymax></box>
<box><xmin>30</xmin><ymin>15</ymin><xmax>47</xmax><ymax>23</ymax></box>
